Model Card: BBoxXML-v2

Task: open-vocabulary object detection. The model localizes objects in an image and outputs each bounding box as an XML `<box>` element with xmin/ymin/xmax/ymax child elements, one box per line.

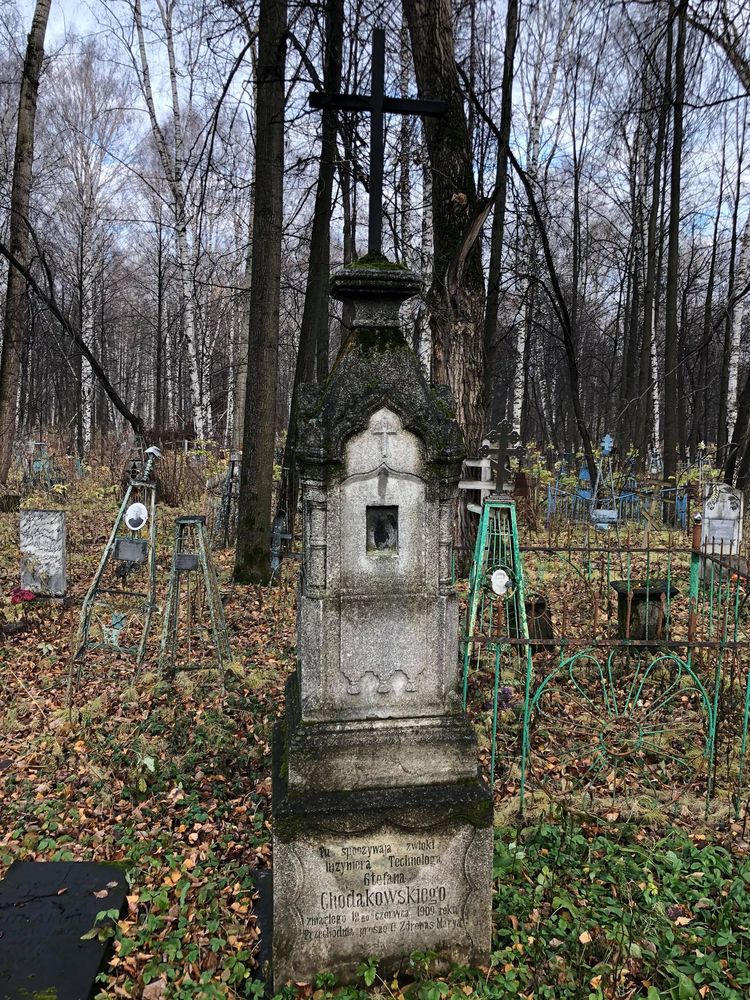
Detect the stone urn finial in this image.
<box><xmin>330</xmin><ymin>252</ymin><xmax>421</xmax><ymax>331</ymax></box>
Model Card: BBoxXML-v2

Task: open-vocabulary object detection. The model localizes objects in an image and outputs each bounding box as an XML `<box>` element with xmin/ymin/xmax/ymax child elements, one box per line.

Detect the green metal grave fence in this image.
<box><xmin>461</xmin><ymin>498</ymin><xmax>750</xmax><ymax>819</ymax></box>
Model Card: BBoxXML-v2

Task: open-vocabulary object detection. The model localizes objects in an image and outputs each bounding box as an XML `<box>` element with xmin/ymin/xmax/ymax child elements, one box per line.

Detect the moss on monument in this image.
<box><xmin>350</xmin><ymin>250</ymin><xmax>408</xmax><ymax>271</ymax></box>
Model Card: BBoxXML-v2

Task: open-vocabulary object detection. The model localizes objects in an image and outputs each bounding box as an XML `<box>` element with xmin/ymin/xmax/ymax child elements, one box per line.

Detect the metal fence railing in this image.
<box><xmin>462</xmin><ymin>499</ymin><xmax>750</xmax><ymax>821</ymax></box>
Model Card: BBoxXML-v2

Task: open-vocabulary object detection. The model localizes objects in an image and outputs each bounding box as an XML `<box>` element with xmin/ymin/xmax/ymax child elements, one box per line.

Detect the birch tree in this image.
<box><xmin>120</xmin><ymin>0</ymin><xmax>212</xmax><ymax>439</ymax></box>
<box><xmin>46</xmin><ymin>40</ymin><xmax>132</xmax><ymax>454</ymax></box>
<box><xmin>512</xmin><ymin>0</ymin><xmax>577</xmax><ymax>440</ymax></box>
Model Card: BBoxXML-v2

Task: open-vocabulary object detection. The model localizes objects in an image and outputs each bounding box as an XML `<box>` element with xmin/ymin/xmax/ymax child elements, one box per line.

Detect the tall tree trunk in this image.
<box><xmin>695</xmin><ymin>158</ymin><xmax>724</xmax><ymax>452</ymax></box>
<box><xmin>402</xmin><ymin>0</ymin><xmax>486</xmax><ymax>444</ymax></box>
<box><xmin>234</xmin><ymin>0</ymin><xmax>286</xmax><ymax>584</ymax></box>
<box><xmin>154</xmin><ymin>216</ymin><xmax>164</xmax><ymax>438</ymax></box>
<box><xmin>397</xmin><ymin>24</ymin><xmax>414</xmax><ymax>268</ymax></box>
<box><xmin>233</xmin><ymin>204</ymin><xmax>253</xmax><ymax>452</ymax></box>
<box><xmin>483</xmin><ymin>0</ymin><xmax>518</xmax><ymax>429</ymax></box>
<box><xmin>662</xmin><ymin>0</ymin><xmax>686</xmax><ymax>483</ymax></box>
<box><xmin>718</xmin><ymin>114</ymin><xmax>746</xmax><ymax>459</ymax></box>
<box><xmin>80</xmin><ymin>236</ymin><xmax>95</xmax><ymax>456</ymax></box>
<box><xmin>636</xmin><ymin>20</ymin><xmax>672</xmax><ymax>467</ymax></box>
<box><xmin>0</xmin><ymin>0</ymin><xmax>51</xmax><ymax>483</ymax></box>
<box><xmin>619</xmin><ymin>141</ymin><xmax>641</xmax><ymax>449</ymax></box>
<box><xmin>726</xmin><ymin>214</ymin><xmax>750</xmax><ymax>450</ymax></box>
<box><xmin>280</xmin><ymin>0</ymin><xmax>342</xmax><ymax>519</ymax></box>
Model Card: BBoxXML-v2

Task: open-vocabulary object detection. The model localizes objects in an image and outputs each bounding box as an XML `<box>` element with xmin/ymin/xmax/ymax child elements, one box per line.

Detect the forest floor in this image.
<box><xmin>2</xmin><ymin>470</ymin><xmax>750</xmax><ymax>999</ymax></box>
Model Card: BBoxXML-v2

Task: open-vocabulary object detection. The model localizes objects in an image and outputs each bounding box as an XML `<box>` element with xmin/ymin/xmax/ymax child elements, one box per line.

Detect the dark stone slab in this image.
<box><xmin>0</xmin><ymin>861</ymin><xmax>128</xmax><ymax>1000</ymax></box>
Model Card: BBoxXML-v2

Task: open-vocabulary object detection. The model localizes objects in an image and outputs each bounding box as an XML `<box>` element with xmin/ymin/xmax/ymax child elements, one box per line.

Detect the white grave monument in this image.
<box><xmin>701</xmin><ymin>484</ymin><xmax>743</xmax><ymax>556</ymax></box>
<box><xmin>19</xmin><ymin>509</ymin><xmax>67</xmax><ymax>598</ymax></box>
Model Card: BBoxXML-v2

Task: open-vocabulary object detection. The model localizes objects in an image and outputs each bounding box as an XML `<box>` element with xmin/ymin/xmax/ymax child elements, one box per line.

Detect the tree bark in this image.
<box><xmin>0</xmin><ymin>0</ymin><xmax>51</xmax><ymax>483</ymax></box>
<box><xmin>483</xmin><ymin>0</ymin><xmax>518</xmax><ymax>429</ymax></box>
<box><xmin>280</xmin><ymin>0</ymin><xmax>343</xmax><ymax>519</ymax></box>
<box><xmin>403</xmin><ymin>0</ymin><xmax>486</xmax><ymax>563</ymax></box>
<box><xmin>662</xmin><ymin>0</ymin><xmax>686</xmax><ymax>483</ymax></box>
<box><xmin>726</xmin><ymin>214</ymin><xmax>750</xmax><ymax>450</ymax></box>
<box><xmin>234</xmin><ymin>0</ymin><xmax>286</xmax><ymax>584</ymax></box>
<box><xmin>636</xmin><ymin>21</ymin><xmax>672</xmax><ymax>467</ymax></box>
<box><xmin>717</xmin><ymin>132</ymin><xmax>744</xmax><ymax>460</ymax></box>
<box><xmin>402</xmin><ymin>0</ymin><xmax>486</xmax><ymax>445</ymax></box>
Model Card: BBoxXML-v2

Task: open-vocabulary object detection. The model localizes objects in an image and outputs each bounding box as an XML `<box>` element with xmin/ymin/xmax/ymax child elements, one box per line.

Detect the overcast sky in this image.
<box><xmin>19</xmin><ymin>0</ymin><xmax>99</xmax><ymax>46</ymax></box>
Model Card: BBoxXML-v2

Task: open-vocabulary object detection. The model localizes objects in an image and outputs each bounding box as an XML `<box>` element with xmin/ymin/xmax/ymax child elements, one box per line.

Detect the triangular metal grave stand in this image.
<box><xmin>159</xmin><ymin>515</ymin><xmax>231</xmax><ymax>679</ymax></box>
<box><xmin>461</xmin><ymin>495</ymin><xmax>532</xmax><ymax>784</ymax></box>
<box><xmin>70</xmin><ymin>447</ymin><xmax>161</xmax><ymax>688</ymax></box>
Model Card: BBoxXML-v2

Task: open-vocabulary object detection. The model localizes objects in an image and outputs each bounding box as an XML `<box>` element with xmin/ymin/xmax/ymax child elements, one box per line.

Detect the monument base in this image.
<box><xmin>284</xmin><ymin>675</ymin><xmax>479</xmax><ymax>792</ymax></box>
<box><xmin>271</xmin><ymin>724</ymin><xmax>493</xmax><ymax>990</ymax></box>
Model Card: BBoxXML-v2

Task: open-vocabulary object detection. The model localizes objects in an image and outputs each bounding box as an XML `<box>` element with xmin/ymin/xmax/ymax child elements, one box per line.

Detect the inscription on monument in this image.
<box><xmin>275</xmin><ymin>823</ymin><xmax>488</xmax><ymax>981</ymax></box>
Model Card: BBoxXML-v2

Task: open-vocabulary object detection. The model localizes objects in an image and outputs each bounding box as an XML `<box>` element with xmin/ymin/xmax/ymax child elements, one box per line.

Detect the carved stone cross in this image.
<box><xmin>371</xmin><ymin>419</ymin><xmax>397</xmax><ymax>460</ymax></box>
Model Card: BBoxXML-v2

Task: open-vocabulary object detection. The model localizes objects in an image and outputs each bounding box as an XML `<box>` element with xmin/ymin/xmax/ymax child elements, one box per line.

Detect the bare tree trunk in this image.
<box><xmin>663</xmin><ymin>0</ymin><xmax>686</xmax><ymax>483</ymax></box>
<box><xmin>636</xmin><ymin>20</ymin><xmax>671</xmax><ymax>467</ymax></box>
<box><xmin>403</xmin><ymin>0</ymin><xmax>486</xmax><ymax>447</ymax></box>
<box><xmin>397</xmin><ymin>24</ymin><xmax>413</xmax><ymax>268</ymax></box>
<box><xmin>726</xmin><ymin>214</ymin><xmax>750</xmax><ymax>447</ymax></box>
<box><xmin>234</xmin><ymin>0</ymin><xmax>286</xmax><ymax>584</ymax></box>
<box><xmin>717</xmin><ymin>119</ymin><xmax>745</xmax><ymax>461</ymax></box>
<box><xmin>280</xmin><ymin>0</ymin><xmax>343</xmax><ymax>517</ymax></box>
<box><xmin>154</xmin><ymin>214</ymin><xmax>165</xmax><ymax>438</ymax></box>
<box><xmin>483</xmin><ymin>0</ymin><xmax>518</xmax><ymax>429</ymax></box>
<box><xmin>0</xmin><ymin>0</ymin><xmax>51</xmax><ymax>483</ymax></box>
<box><xmin>233</xmin><ymin>205</ymin><xmax>253</xmax><ymax>452</ymax></box>
<box><xmin>80</xmin><ymin>238</ymin><xmax>95</xmax><ymax>455</ymax></box>
<box><xmin>694</xmin><ymin>154</ymin><xmax>724</xmax><ymax>452</ymax></box>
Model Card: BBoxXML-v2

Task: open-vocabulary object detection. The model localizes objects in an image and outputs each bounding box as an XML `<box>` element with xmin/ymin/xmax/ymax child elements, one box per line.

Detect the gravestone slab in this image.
<box><xmin>273</xmin><ymin>261</ymin><xmax>492</xmax><ymax>988</ymax></box>
<box><xmin>0</xmin><ymin>861</ymin><xmax>127</xmax><ymax>1000</ymax></box>
<box><xmin>701</xmin><ymin>484</ymin><xmax>743</xmax><ymax>556</ymax></box>
<box><xmin>20</xmin><ymin>509</ymin><xmax>67</xmax><ymax>597</ymax></box>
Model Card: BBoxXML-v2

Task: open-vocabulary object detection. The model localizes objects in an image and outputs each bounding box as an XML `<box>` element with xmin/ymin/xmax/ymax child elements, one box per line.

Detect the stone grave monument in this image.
<box><xmin>271</xmin><ymin>259</ymin><xmax>492</xmax><ymax>987</ymax></box>
<box><xmin>701</xmin><ymin>483</ymin><xmax>743</xmax><ymax>556</ymax></box>
<box><xmin>19</xmin><ymin>508</ymin><xmax>67</xmax><ymax>598</ymax></box>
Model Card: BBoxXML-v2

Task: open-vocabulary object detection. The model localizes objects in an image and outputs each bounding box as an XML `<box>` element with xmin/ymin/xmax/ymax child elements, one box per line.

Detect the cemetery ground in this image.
<box><xmin>3</xmin><ymin>467</ymin><xmax>750</xmax><ymax>998</ymax></box>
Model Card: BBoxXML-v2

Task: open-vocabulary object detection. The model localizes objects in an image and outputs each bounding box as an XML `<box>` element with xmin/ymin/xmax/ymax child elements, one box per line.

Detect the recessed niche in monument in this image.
<box><xmin>366</xmin><ymin>505</ymin><xmax>398</xmax><ymax>552</ymax></box>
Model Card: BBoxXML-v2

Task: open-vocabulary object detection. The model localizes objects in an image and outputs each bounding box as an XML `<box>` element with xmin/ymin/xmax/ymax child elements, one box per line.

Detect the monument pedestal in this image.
<box><xmin>282</xmin><ymin>675</ymin><xmax>479</xmax><ymax>793</ymax></box>
<box><xmin>273</xmin><ymin>716</ymin><xmax>492</xmax><ymax>988</ymax></box>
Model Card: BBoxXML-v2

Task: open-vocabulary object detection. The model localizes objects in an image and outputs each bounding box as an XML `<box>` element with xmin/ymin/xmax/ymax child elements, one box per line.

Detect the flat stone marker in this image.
<box><xmin>702</xmin><ymin>484</ymin><xmax>743</xmax><ymax>556</ymax></box>
<box><xmin>0</xmin><ymin>861</ymin><xmax>127</xmax><ymax>999</ymax></box>
<box><xmin>20</xmin><ymin>509</ymin><xmax>67</xmax><ymax>598</ymax></box>
<box><xmin>272</xmin><ymin>260</ymin><xmax>492</xmax><ymax>988</ymax></box>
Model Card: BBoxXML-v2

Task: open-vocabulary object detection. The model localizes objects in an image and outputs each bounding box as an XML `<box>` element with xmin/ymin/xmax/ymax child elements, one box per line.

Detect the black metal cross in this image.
<box><xmin>309</xmin><ymin>27</ymin><xmax>447</xmax><ymax>255</ymax></box>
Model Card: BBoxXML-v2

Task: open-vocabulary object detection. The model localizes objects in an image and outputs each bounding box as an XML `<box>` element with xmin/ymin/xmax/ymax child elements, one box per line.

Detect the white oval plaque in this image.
<box><xmin>124</xmin><ymin>502</ymin><xmax>149</xmax><ymax>531</ymax></box>
<box><xmin>490</xmin><ymin>568</ymin><xmax>510</xmax><ymax>596</ymax></box>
